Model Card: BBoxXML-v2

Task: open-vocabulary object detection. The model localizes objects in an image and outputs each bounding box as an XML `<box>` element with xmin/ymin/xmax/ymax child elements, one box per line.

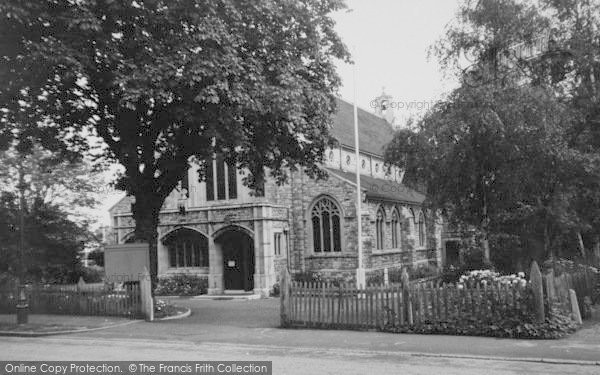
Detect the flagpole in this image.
<box><xmin>352</xmin><ymin>46</ymin><xmax>365</xmax><ymax>289</ymax></box>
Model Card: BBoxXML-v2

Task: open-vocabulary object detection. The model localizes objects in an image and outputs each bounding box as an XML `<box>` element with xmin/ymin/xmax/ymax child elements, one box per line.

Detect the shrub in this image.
<box><xmin>410</xmin><ymin>263</ymin><xmax>439</xmax><ymax>280</ymax></box>
<box><xmin>367</xmin><ymin>265</ymin><xmax>438</xmax><ymax>286</ymax></box>
<box><xmin>154</xmin><ymin>273</ymin><xmax>208</xmax><ymax>296</ymax></box>
<box><xmin>441</xmin><ymin>264</ymin><xmax>464</xmax><ymax>283</ymax></box>
<box><xmin>292</xmin><ymin>271</ymin><xmax>352</xmax><ymax>287</ymax></box>
<box><xmin>80</xmin><ymin>266</ymin><xmax>104</xmax><ymax>283</ymax></box>
<box><xmin>366</xmin><ymin>270</ymin><xmax>384</xmax><ymax>286</ymax></box>
<box><xmin>381</xmin><ymin>288</ymin><xmax>578</xmax><ymax>339</ymax></box>
<box><xmin>542</xmin><ymin>258</ymin><xmax>598</xmax><ymax>275</ymax></box>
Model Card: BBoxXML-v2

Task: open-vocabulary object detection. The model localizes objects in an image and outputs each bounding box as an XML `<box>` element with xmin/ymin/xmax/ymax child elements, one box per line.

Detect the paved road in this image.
<box><xmin>1</xmin><ymin>336</ymin><xmax>598</xmax><ymax>375</ymax></box>
<box><xmin>85</xmin><ymin>297</ymin><xmax>600</xmax><ymax>363</ymax></box>
<box><xmin>2</xmin><ymin>297</ymin><xmax>600</xmax><ymax>374</ymax></box>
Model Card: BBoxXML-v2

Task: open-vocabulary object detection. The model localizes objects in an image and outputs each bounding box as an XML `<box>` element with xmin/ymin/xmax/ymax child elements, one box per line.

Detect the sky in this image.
<box><xmin>95</xmin><ymin>0</ymin><xmax>463</xmax><ymax>227</ymax></box>
<box><xmin>332</xmin><ymin>0</ymin><xmax>461</xmax><ymax>124</ymax></box>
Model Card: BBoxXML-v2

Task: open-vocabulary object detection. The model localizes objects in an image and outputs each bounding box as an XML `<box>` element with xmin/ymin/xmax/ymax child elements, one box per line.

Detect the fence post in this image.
<box><xmin>280</xmin><ymin>268</ymin><xmax>291</xmax><ymax>327</ymax></box>
<box><xmin>569</xmin><ymin>289</ymin><xmax>583</xmax><ymax>324</ymax></box>
<box><xmin>401</xmin><ymin>268</ymin><xmax>413</xmax><ymax>325</ymax></box>
<box><xmin>77</xmin><ymin>277</ymin><xmax>86</xmax><ymax>314</ymax></box>
<box><xmin>544</xmin><ymin>269</ymin><xmax>555</xmax><ymax>306</ymax></box>
<box><xmin>530</xmin><ymin>261</ymin><xmax>545</xmax><ymax>322</ymax></box>
<box><xmin>140</xmin><ymin>267</ymin><xmax>154</xmax><ymax>321</ymax></box>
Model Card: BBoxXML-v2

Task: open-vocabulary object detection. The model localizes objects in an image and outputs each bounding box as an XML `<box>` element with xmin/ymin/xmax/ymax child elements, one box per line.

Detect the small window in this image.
<box><xmin>274</xmin><ymin>233</ymin><xmax>281</xmax><ymax>256</ymax></box>
<box><xmin>216</xmin><ymin>154</ymin><xmax>226</xmax><ymax>200</ymax></box>
<box><xmin>227</xmin><ymin>162</ymin><xmax>237</xmax><ymax>199</ymax></box>
<box><xmin>376</xmin><ymin>207</ymin><xmax>385</xmax><ymax>250</ymax></box>
<box><xmin>375</xmin><ymin>163</ymin><xmax>379</xmax><ymax>173</ymax></box>
<box><xmin>205</xmin><ymin>158</ymin><xmax>214</xmax><ymax>201</ymax></box>
<box><xmin>391</xmin><ymin>209</ymin><xmax>400</xmax><ymax>249</ymax></box>
<box><xmin>274</xmin><ymin>232</ymin><xmax>287</xmax><ymax>256</ymax></box>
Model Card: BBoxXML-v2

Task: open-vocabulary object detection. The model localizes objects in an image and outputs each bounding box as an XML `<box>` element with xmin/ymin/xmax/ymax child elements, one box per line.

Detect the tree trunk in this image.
<box><xmin>132</xmin><ymin>194</ymin><xmax>162</xmax><ymax>294</ymax></box>
<box><xmin>482</xmin><ymin>234</ymin><xmax>491</xmax><ymax>265</ymax></box>
<box><xmin>576</xmin><ymin>231</ymin><xmax>586</xmax><ymax>258</ymax></box>
<box><xmin>481</xmin><ymin>191</ymin><xmax>491</xmax><ymax>265</ymax></box>
<box><xmin>544</xmin><ymin>219</ymin><xmax>552</xmax><ymax>260</ymax></box>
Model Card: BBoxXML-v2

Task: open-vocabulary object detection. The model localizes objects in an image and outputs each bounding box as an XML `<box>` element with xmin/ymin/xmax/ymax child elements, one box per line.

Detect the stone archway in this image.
<box><xmin>214</xmin><ymin>227</ymin><xmax>255</xmax><ymax>292</ymax></box>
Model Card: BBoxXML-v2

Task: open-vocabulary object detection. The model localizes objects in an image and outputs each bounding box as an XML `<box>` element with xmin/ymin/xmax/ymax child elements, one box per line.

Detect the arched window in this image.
<box><xmin>391</xmin><ymin>208</ymin><xmax>400</xmax><ymax>249</ymax></box>
<box><xmin>418</xmin><ymin>211</ymin><xmax>426</xmax><ymax>248</ymax></box>
<box><xmin>376</xmin><ymin>206</ymin><xmax>385</xmax><ymax>250</ymax></box>
<box><xmin>311</xmin><ymin>197</ymin><xmax>342</xmax><ymax>253</ymax></box>
<box><xmin>163</xmin><ymin>229</ymin><xmax>209</xmax><ymax>268</ymax></box>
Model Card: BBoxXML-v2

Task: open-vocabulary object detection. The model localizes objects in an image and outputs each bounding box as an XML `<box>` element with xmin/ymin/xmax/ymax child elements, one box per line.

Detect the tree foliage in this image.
<box><xmin>0</xmin><ymin>192</ymin><xmax>91</xmax><ymax>283</ymax></box>
<box><xmin>386</xmin><ymin>0</ymin><xmax>600</xmax><ymax>268</ymax></box>
<box><xmin>0</xmin><ymin>0</ymin><xmax>350</xmax><ymax>287</ymax></box>
<box><xmin>0</xmin><ymin>146</ymin><xmax>102</xmax><ymax>217</ymax></box>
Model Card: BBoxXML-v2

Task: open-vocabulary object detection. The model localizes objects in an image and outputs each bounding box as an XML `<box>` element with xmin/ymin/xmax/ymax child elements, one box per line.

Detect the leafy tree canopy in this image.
<box><xmin>387</xmin><ymin>0</ymin><xmax>600</xmax><ymax>267</ymax></box>
<box><xmin>0</xmin><ymin>0</ymin><xmax>351</xmax><ymax>285</ymax></box>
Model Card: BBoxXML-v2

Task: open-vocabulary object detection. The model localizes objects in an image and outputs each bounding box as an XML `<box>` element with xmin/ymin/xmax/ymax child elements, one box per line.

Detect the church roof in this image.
<box><xmin>326</xmin><ymin>168</ymin><xmax>425</xmax><ymax>204</ymax></box>
<box><xmin>331</xmin><ymin>98</ymin><xmax>395</xmax><ymax>156</ymax></box>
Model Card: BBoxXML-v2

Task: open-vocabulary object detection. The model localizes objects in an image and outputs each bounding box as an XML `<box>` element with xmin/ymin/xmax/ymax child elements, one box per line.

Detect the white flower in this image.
<box><xmin>518</xmin><ymin>272</ymin><xmax>525</xmax><ymax>278</ymax></box>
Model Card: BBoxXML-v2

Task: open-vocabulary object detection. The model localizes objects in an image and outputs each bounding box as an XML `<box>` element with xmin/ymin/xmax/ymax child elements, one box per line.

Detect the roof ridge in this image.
<box><xmin>335</xmin><ymin>96</ymin><xmax>390</xmax><ymax>123</ymax></box>
<box><xmin>330</xmin><ymin>98</ymin><xmax>395</xmax><ymax>156</ymax></box>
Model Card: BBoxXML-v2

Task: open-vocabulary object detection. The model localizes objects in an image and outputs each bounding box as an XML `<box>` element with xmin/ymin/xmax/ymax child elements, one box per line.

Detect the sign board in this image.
<box><xmin>104</xmin><ymin>243</ymin><xmax>150</xmax><ymax>282</ymax></box>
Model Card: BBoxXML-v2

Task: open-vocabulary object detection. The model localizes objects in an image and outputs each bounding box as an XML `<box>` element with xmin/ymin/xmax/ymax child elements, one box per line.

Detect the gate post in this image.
<box><xmin>280</xmin><ymin>268</ymin><xmax>291</xmax><ymax>327</ymax></box>
<box><xmin>530</xmin><ymin>261</ymin><xmax>545</xmax><ymax>322</ymax></box>
<box><xmin>401</xmin><ymin>268</ymin><xmax>413</xmax><ymax>325</ymax></box>
<box><xmin>569</xmin><ymin>289</ymin><xmax>583</xmax><ymax>324</ymax></box>
<box><xmin>140</xmin><ymin>267</ymin><xmax>154</xmax><ymax>321</ymax></box>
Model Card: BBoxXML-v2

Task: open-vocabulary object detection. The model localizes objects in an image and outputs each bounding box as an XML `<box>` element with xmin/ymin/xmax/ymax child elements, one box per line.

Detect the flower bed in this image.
<box><xmin>458</xmin><ymin>269</ymin><xmax>528</xmax><ymax>288</ymax></box>
<box><xmin>154</xmin><ymin>274</ymin><xmax>208</xmax><ymax>296</ymax></box>
<box><xmin>154</xmin><ymin>299</ymin><xmax>188</xmax><ymax>320</ymax></box>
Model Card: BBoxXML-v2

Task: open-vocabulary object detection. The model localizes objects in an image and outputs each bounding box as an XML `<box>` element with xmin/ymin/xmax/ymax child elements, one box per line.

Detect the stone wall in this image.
<box><xmin>106</xmin><ymin>166</ymin><xmax>443</xmax><ymax>293</ymax></box>
<box><xmin>281</xmin><ymin>169</ymin><xmax>442</xmax><ymax>276</ymax></box>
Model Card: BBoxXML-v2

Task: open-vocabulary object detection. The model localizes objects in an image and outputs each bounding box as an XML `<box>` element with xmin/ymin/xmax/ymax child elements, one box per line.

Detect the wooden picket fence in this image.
<box><xmin>280</xmin><ymin>264</ymin><xmax>599</xmax><ymax>330</ymax></box>
<box><xmin>0</xmin><ymin>282</ymin><xmax>143</xmax><ymax>319</ymax></box>
<box><xmin>281</xmin><ymin>274</ymin><xmax>531</xmax><ymax>330</ymax></box>
<box><xmin>542</xmin><ymin>268</ymin><xmax>597</xmax><ymax>318</ymax></box>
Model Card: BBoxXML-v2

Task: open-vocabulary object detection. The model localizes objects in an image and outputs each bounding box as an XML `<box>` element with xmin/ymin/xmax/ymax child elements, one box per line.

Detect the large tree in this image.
<box><xmin>0</xmin><ymin>0</ymin><xmax>350</xmax><ymax>287</ymax></box>
<box><xmin>386</xmin><ymin>84</ymin><xmax>578</xmax><ymax>264</ymax></box>
<box><xmin>386</xmin><ymin>0</ymin><xmax>599</xmax><ymax>267</ymax></box>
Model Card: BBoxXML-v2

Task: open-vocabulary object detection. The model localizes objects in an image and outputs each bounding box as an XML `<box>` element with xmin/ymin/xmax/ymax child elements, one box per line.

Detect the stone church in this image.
<box><xmin>108</xmin><ymin>95</ymin><xmax>443</xmax><ymax>296</ymax></box>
